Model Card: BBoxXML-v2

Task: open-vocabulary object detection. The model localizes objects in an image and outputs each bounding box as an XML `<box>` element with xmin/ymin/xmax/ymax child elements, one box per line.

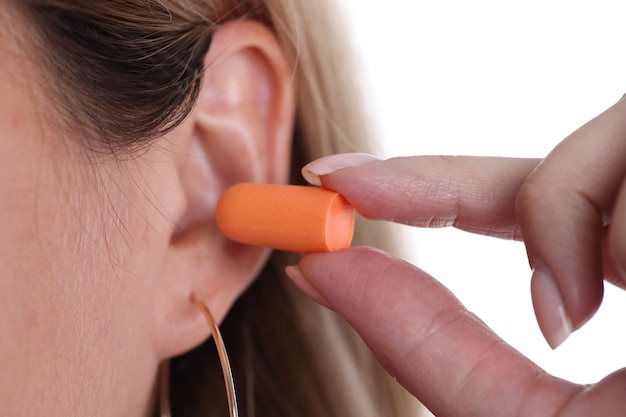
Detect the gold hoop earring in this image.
<box><xmin>159</xmin><ymin>299</ymin><xmax>239</xmax><ymax>417</ymax></box>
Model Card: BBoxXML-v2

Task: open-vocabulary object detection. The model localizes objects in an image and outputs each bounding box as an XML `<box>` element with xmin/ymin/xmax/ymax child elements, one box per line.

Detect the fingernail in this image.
<box><xmin>302</xmin><ymin>153</ymin><xmax>381</xmax><ymax>186</ymax></box>
<box><xmin>285</xmin><ymin>265</ymin><xmax>330</xmax><ymax>306</ymax></box>
<box><xmin>530</xmin><ymin>262</ymin><xmax>573</xmax><ymax>349</ymax></box>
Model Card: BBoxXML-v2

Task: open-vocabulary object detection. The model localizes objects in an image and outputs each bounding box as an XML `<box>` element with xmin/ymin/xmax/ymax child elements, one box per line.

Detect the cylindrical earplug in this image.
<box><xmin>215</xmin><ymin>183</ymin><xmax>355</xmax><ymax>253</ymax></box>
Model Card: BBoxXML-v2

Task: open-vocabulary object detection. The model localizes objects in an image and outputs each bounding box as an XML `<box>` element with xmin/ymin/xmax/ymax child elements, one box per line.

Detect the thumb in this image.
<box><xmin>287</xmin><ymin>248</ymin><xmax>579</xmax><ymax>417</ymax></box>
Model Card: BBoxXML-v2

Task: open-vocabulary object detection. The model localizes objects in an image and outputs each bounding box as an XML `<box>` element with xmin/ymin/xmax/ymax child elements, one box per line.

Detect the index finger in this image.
<box><xmin>307</xmin><ymin>156</ymin><xmax>539</xmax><ymax>240</ymax></box>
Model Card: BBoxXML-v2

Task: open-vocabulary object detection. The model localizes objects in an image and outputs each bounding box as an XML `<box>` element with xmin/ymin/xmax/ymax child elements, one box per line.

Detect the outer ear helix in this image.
<box><xmin>159</xmin><ymin>297</ymin><xmax>239</xmax><ymax>417</ymax></box>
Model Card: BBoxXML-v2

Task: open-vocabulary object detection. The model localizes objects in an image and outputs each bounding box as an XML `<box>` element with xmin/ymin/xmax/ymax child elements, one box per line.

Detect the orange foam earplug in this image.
<box><xmin>216</xmin><ymin>183</ymin><xmax>355</xmax><ymax>253</ymax></box>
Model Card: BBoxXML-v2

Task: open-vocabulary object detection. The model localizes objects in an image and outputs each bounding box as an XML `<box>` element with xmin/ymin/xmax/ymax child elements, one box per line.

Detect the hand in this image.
<box><xmin>285</xmin><ymin>97</ymin><xmax>626</xmax><ymax>416</ymax></box>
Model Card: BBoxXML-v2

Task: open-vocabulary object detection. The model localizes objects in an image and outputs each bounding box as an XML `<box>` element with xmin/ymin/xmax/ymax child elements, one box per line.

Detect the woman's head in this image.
<box><xmin>0</xmin><ymin>1</ymin><xmax>408</xmax><ymax>416</ymax></box>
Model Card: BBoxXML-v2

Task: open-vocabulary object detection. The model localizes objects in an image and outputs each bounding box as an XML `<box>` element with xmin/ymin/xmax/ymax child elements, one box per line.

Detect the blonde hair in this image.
<box><xmin>19</xmin><ymin>0</ymin><xmax>419</xmax><ymax>415</ymax></box>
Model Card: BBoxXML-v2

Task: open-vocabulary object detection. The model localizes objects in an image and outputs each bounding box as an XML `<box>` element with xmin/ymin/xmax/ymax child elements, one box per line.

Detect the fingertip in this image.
<box><xmin>517</xmin><ymin>171</ymin><xmax>605</xmax><ymax>333</ymax></box>
<box><xmin>530</xmin><ymin>262</ymin><xmax>573</xmax><ymax>349</ymax></box>
<box><xmin>301</xmin><ymin>153</ymin><xmax>381</xmax><ymax>186</ymax></box>
<box><xmin>285</xmin><ymin>264</ymin><xmax>331</xmax><ymax>306</ymax></box>
<box><xmin>301</xmin><ymin>168</ymin><xmax>321</xmax><ymax>186</ymax></box>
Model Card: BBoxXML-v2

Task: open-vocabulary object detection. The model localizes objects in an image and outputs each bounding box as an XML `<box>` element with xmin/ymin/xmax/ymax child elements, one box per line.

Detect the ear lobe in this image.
<box><xmin>150</xmin><ymin>19</ymin><xmax>295</xmax><ymax>360</ymax></box>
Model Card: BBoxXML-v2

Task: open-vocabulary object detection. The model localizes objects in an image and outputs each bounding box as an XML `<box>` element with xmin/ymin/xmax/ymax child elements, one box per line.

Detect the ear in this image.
<box><xmin>150</xmin><ymin>20</ymin><xmax>295</xmax><ymax>360</ymax></box>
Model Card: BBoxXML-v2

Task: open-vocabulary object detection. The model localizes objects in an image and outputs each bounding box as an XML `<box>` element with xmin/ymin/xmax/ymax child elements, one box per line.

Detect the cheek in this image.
<box><xmin>0</xmin><ymin>33</ymin><xmax>165</xmax><ymax>413</ymax></box>
<box><xmin>0</xmin><ymin>148</ymin><xmax>162</xmax><ymax>411</ymax></box>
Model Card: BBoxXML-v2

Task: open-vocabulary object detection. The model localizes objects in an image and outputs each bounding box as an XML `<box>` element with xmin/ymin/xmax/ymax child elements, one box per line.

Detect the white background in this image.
<box><xmin>339</xmin><ymin>0</ymin><xmax>626</xmax><ymax>398</ymax></box>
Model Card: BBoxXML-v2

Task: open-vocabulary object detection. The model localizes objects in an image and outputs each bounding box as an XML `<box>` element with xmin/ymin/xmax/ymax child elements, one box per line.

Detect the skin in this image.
<box><xmin>0</xmin><ymin>21</ymin><xmax>165</xmax><ymax>415</ymax></box>
<box><xmin>0</xmin><ymin>8</ymin><xmax>294</xmax><ymax>416</ymax></box>
<box><xmin>289</xmin><ymin>97</ymin><xmax>626</xmax><ymax>416</ymax></box>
